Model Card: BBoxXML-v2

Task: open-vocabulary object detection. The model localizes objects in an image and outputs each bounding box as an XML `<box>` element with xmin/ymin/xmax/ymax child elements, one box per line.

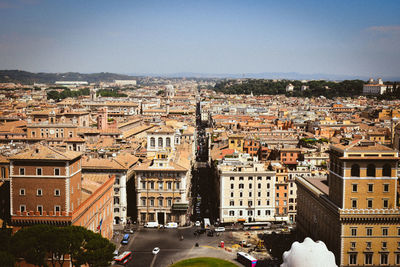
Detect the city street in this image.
<box><xmin>116</xmin><ymin>226</ymin><xmax>240</xmax><ymax>267</ymax></box>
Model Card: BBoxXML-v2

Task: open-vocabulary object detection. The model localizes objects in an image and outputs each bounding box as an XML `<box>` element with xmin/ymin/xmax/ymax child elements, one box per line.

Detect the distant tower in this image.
<box><xmin>97</xmin><ymin>107</ymin><xmax>108</xmax><ymax>130</ymax></box>
<box><xmin>165</xmin><ymin>84</ymin><xmax>175</xmax><ymax>98</ymax></box>
<box><xmin>166</xmin><ymin>99</ymin><xmax>170</xmax><ymax>115</ymax></box>
<box><xmin>90</xmin><ymin>88</ymin><xmax>97</xmax><ymax>101</ymax></box>
<box><xmin>368</xmin><ymin>78</ymin><xmax>374</xmax><ymax>84</ymax></box>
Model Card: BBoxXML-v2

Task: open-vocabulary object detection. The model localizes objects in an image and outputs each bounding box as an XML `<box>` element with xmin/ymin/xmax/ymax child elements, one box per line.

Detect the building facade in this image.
<box><xmin>296</xmin><ymin>141</ymin><xmax>400</xmax><ymax>266</ymax></box>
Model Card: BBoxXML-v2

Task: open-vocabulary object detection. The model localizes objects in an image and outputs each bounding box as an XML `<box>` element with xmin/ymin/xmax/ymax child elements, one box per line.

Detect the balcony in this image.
<box><xmin>172</xmin><ymin>203</ymin><xmax>189</xmax><ymax>211</ymax></box>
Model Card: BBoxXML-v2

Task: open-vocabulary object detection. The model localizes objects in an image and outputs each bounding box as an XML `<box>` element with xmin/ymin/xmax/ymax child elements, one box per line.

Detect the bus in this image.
<box><xmin>243</xmin><ymin>221</ymin><xmax>272</xmax><ymax>230</ymax></box>
<box><xmin>121</xmin><ymin>234</ymin><xmax>130</xmax><ymax>245</ymax></box>
<box><xmin>114</xmin><ymin>251</ymin><xmax>132</xmax><ymax>265</ymax></box>
<box><xmin>237</xmin><ymin>252</ymin><xmax>257</xmax><ymax>267</ymax></box>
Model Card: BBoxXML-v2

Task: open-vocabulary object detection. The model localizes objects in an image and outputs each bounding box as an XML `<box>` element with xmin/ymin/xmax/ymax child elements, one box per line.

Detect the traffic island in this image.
<box><xmin>169</xmin><ymin>257</ymin><xmax>238</xmax><ymax>267</ymax></box>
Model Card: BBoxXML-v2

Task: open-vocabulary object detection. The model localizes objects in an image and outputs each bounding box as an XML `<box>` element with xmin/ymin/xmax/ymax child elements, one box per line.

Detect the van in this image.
<box><xmin>121</xmin><ymin>234</ymin><xmax>130</xmax><ymax>245</ymax></box>
<box><xmin>144</xmin><ymin>222</ymin><xmax>159</xmax><ymax>228</ymax></box>
<box><xmin>165</xmin><ymin>222</ymin><xmax>178</xmax><ymax>228</ymax></box>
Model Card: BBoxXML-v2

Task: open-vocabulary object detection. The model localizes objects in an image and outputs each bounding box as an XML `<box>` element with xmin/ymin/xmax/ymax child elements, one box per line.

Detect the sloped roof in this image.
<box><xmin>9</xmin><ymin>144</ymin><xmax>81</xmax><ymax>161</ymax></box>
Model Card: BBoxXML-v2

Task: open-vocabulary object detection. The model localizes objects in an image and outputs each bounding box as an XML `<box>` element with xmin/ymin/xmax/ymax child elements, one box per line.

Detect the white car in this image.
<box><xmin>165</xmin><ymin>222</ymin><xmax>178</xmax><ymax>228</ymax></box>
<box><xmin>152</xmin><ymin>247</ymin><xmax>160</xmax><ymax>255</ymax></box>
<box><xmin>215</xmin><ymin>227</ymin><xmax>225</xmax><ymax>232</ymax></box>
<box><xmin>195</xmin><ymin>221</ymin><xmax>201</xmax><ymax>227</ymax></box>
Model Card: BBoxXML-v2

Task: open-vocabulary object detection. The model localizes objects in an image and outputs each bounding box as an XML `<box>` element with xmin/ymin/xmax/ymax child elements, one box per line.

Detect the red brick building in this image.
<box><xmin>9</xmin><ymin>144</ymin><xmax>114</xmax><ymax>239</ymax></box>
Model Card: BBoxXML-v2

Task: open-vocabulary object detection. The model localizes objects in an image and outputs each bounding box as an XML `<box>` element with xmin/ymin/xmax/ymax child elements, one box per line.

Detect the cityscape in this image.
<box><xmin>0</xmin><ymin>1</ymin><xmax>400</xmax><ymax>267</ymax></box>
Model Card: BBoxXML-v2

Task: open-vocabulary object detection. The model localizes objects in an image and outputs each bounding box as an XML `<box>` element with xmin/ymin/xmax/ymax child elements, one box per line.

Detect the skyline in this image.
<box><xmin>1</xmin><ymin>0</ymin><xmax>400</xmax><ymax>78</ymax></box>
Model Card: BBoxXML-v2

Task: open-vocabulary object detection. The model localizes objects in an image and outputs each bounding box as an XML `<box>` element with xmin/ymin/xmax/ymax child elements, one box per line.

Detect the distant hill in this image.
<box><xmin>0</xmin><ymin>70</ymin><xmax>139</xmax><ymax>85</ymax></box>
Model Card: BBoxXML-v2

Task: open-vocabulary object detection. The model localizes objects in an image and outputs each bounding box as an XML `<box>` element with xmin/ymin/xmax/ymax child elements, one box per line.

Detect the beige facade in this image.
<box><xmin>296</xmin><ymin>141</ymin><xmax>400</xmax><ymax>266</ymax></box>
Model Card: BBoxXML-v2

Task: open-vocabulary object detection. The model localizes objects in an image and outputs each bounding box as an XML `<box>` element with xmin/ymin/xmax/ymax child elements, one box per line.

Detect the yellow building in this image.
<box><xmin>228</xmin><ymin>134</ymin><xmax>245</xmax><ymax>153</ymax></box>
<box><xmin>296</xmin><ymin>140</ymin><xmax>400</xmax><ymax>266</ymax></box>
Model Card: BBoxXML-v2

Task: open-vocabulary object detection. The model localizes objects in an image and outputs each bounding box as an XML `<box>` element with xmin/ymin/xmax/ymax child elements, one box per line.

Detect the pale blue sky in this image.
<box><xmin>0</xmin><ymin>0</ymin><xmax>399</xmax><ymax>77</ymax></box>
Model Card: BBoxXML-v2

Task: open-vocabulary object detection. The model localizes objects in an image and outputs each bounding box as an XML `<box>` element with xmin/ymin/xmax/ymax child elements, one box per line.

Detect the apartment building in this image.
<box><xmin>134</xmin><ymin>151</ymin><xmax>190</xmax><ymax>226</ymax></box>
<box><xmin>218</xmin><ymin>154</ymin><xmax>276</xmax><ymax>223</ymax></box>
<box><xmin>296</xmin><ymin>140</ymin><xmax>400</xmax><ymax>266</ymax></box>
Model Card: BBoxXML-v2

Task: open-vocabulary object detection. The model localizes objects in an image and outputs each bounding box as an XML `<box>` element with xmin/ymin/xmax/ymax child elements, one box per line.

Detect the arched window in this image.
<box><xmin>351</xmin><ymin>164</ymin><xmax>360</xmax><ymax>177</ymax></box>
<box><xmin>367</xmin><ymin>164</ymin><xmax>376</xmax><ymax>177</ymax></box>
<box><xmin>382</xmin><ymin>164</ymin><xmax>391</xmax><ymax>177</ymax></box>
<box><xmin>166</xmin><ymin>137</ymin><xmax>171</xmax><ymax>147</ymax></box>
<box><xmin>150</xmin><ymin>137</ymin><xmax>155</xmax><ymax>148</ymax></box>
<box><xmin>158</xmin><ymin>137</ymin><xmax>163</xmax><ymax>147</ymax></box>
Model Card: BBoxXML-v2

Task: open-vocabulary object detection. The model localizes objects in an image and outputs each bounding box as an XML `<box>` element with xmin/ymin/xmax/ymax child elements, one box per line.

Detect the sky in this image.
<box><xmin>0</xmin><ymin>0</ymin><xmax>400</xmax><ymax>78</ymax></box>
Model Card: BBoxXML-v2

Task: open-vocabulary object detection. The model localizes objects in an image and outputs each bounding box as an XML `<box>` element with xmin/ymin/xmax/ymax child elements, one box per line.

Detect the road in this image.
<box><xmin>116</xmin><ymin>226</ymin><xmax>241</xmax><ymax>267</ymax></box>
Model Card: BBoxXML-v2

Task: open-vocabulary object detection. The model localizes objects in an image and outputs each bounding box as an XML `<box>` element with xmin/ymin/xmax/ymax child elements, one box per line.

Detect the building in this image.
<box><xmin>286</xmin><ymin>84</ymin><xmax>294</xmax><ymax>92</ymax></box>
<box><xmin>363</xmin><ymin>78</ymin><xmax>390</xmax><ymax>95</ymax></box>
<box><xmin>114</xmin><ymin>80</ymin><xmax>137</xmax><ymax>87</ymax></box>
<box><xmin>134</xmin><ymin>151</ymin><xmax>190</xmax><ymax>226</ymax></box>
<box><xmin>218</xmin><ymin>154</ymin><xmax>276</xmax><ymax>223</ymax></box>
<box><xmin>296</xmin><ymin>140</ymin><xmax>400</xmax><ymax>266</ymax></box>
<box><xmin>146</xmin><ymin>126</ymin><xmax>179</xmax><ymax>156</ymax></box>
<box><xmin>9</xmin><ymin>144</ymin><xmax>114</xmax><ymax>239</ymax></box>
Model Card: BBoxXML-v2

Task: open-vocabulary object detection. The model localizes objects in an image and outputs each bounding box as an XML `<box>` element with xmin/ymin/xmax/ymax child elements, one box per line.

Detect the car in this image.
<box><xmin>165</xmin><ymin>222</ymin><xmax>178</xmax><ymax>228</ymax></box>
<box><xmin>196</xmin><ymin>228</ymin><xmax>206</xmax><ymax>234</ymax></box>
<box><xmin>144</xmin><ymin>222</ymin><xmax>159</xmax><ymax>228</ymax></box>
<box><xmin>195</xmin><ymin>221</ymin><xmax>201</xmax><ymax>227</ymax></box>
<box><xmin>112</xmin><ymin>249</ymin><xmax>119</xmax><ymax>259</ymax></box>
<box><xmin>215</xmin><ymin>227</ymin><xmax>226</xmax><ymax>232</ymax></box>
<box><xmin>207</xmin><ymin>230</ymin><xmax>214</xmax><ymax>237</ymax></box>
<box><xmin>152</xmin><ymin>247</ymin><xmax>160</xmax><ymax>255</ymax></box>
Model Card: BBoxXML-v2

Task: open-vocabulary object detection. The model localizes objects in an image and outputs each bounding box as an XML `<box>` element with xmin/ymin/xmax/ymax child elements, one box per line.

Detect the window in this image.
<box><xmin>351</xmin><ymin>228</ymin><xmax>357</xmax><ymax>236</ymax></box>
<box><xmin>367</xmin><ymin>199</ymin><xmax>373</xmax><ymax>208</ymax></box>
<box><xmin>141</xmin><ymin>181</ymin><xmax>146</xmax><ymax>189</ymax></box>
<box><xmin>1</xmin><ymin>167</ymin><xmax>5</xmax><ymax>178</ymax></box>
<box><xmin>54</xmin><ymin>205</ymin><xmax>61</xmax><ymax>213</ymax></box>
<box><xmin>239</xmin><ymin>192</ymin><xmax>243</xmax><ymax>197</ymax></box>
<box><xmin>20</xmin><ymin>205</ymin><xmax>26</xmax><ymax>212</ymax></box>
<box><xmin>257</xmin><ymin>210</ymin><xmax>261</xmax><ymax>216</ymax></box>
<box><xmin>351</xmin><ymin>164</ymin><xmax>360</xmax><ymax>177</ymax></box>
<box><xmin>382</xmin><ymin>242</ymin><xmax>387</xmax><ymax>249</ymax></box>
<box><xmin>248</xmin><ymin>201</ymin><xmax>253</xmax><ymax>207</ymax></box>
<box><xmin>158</xmin><ymin>199</ymin><xmax>163</xmax><ymax>207</ymax></box>
<box><xmin>351</xmin><ymin>242</ymin><xmax>356</xmax><ymax>249</ymax></box>
<box><xmin>366</xmin><ymin>242</ymin><xmax>371</xmax><ymax>249</ymax></box>
<box><xmin>366</xmin><ymin>228</ymin><xmax>372</xmax><ymax>236</ymax></box>
<box><xmin>382</xmin><ymin>163</ymin><xmax>391</xmax><ymax>177</ymax></box>
<box><xmin>141</xmin><ymin>198</ymin><xmax>146</xmax><ymax>206</ymax></box>
<box><xmin>248</xmin><ymin>177</ymin><xmax>253</xmax><ymax>181</ymax></box>
<box><xmin>37</xmin><ymin>205</ymin><xmax>43</xmax><ymax>215</ymax></box>
<box><xmin>229</xmin><ymin>210</ymin><xmax>234</xmax><ymax>216</ymax></box>
<box><xmin>158</xmin><ymin>137</ymin><xmax>163</xmax><ymax>147</ymax></box>
<box><xmin>54</xmin><ymin>168</ymin><xmax>60</xmax><ymax>176</ymax></box>
<box><xmin>149</xmin><ymin>199</ymin><xmax>154</xmax><ymax>206</ymax></box>
<box><xmin>249</xmin><ymin>191</ymin><xmax>252</xmax><ymax>197</ymax></box>
<box><xmin>258</xmin><ymin>192</ymin><xmax>261</xmax><ymax>197</ymax></box>
<box><xmin>19</xmin><ymin>168</ymin><xmax>25</xmax><ymax>175</ymax></box>
<box><xmin>158</xmin><ymin>182</ymin><xmax>163</xmax><ymax>190</ymax></box>
<box><xmin>368</xmin><ymin>184</ymin><xmax>373</xmax><ymax>192</ymax></box>
<box><xmin>230</xmin><ymin>192</ymin><xmax>234</xmax><ymax>197</ymax></box>
<box><xmin>230</xmin><ymin>184</ymin><xmax>234</xmax><ymax>189</ymax></box>
<box><xmin>351</xmin><ymin>199</ymin><xmax>357</xmax><ymax>209</ymax></box>
<box><xmin>383</xmin><ymin>184</ymin><xmax>389</xmax><ymax>192</ymax></box>
<box><xmin>239</xmin><ymin>200</ymin><xmax>243</xmax><ymax>206</ymax></box>
<box><xmin>167</xmin><ymin>199</ymin><xmax>172</xmax><ymax>206</ymax></box>
<box><xmin>36</xmin><ymin>168</ymin><xmax>42</xmax><ymax>175</ymax></box>
<box><xmin>382</xmin><ymin>228</ymin><xmax>388</xmax><ymax>236</ymax></box>
<box><xmin>166</xmin><ymin>137</ymin><xmax>171</xmax><ymax>147</ymax></box>
<box><xmin>380</xmin><ymin>253</ymin><xmax>388</xmax><ymax>265</ymax></box>
<box><xmin>37</xmin><ymin>189</ymin><xmax>43</xmax><ymax>196</ymax></box>
<box><xmin>150</xmin><ymin>182</ymin><xmax>154</xmax><ymax>190</ymax></box>
<box><xmin>366</xmin><ymin>164</ymin><xmax>375</xmax><ymax>177</ymax></box>
<box><xmin>396</xmin><ymin>254</ymin><xmax>400</xmax><ymax>265</ymax></box>
<box><xmin>239</xmin><ymin>183</ymin><xmax>244</xmax><ymax>189</ymax></box>
<box><xmin>258</xmin><ymin>183</ymin><xmax>261</xmax><ymax>189</ymax></box>
<box><xmin>230</xmin><ymin>200</ymin><xmax>234</xmax><ymax>206</ymax></box>
<box><xmin>150</xmin><ymin>137</ymin><xmax>155</xmax><ymax>147</ymax></box>
<box><xmin>249</xmin><ymin>183</ymin><xmax>252</xmax><ymax>189</ymax></box>
<box><xmin>176</xmin><ymin>182</ymin><xmax>180</xmax><ymax>189</ymax></box>
<box><xmin>398</xmin><ymin>228</ymin><xmax>400</xmax><ymax>236</ymax></box>
<box><xmin>239</xmin><ymin>210</ymin><xmax>243</xmax><ymax>216</ymax></box>
<box><xmin>383</xmin><ymin>199</ymin><xmax>388</xmax><ymax>208</ymax></box>
<box><xmin>349</xmin><ymin>253</ymin><xmax>357</xmax><ymax>265</ymax></box>
<box><xmin>364</xmin><ymin>253</ymin><xmax>372</xmax><ymax>265</ymax></box>
<box><xmin>19</xmin><ymin>188</ymin><xmax>25</xmax><ymax>195</ymax></box>
<box><xmin>230</xmin><ymin>177</ymin><xmax>234</xmax><ymax>181</ymax></box>
<box><xmin>352</xmin><ymin>184</ymin><xmax>358</xmax><ymax>192</ymax></box>
<box><xmin>54</xmin><ymin>189</ymin><xmax>60</xmax><ymax>196</ymax></box>
<box><xmin>168</xmin><ymin>182</ymin><xmax>172</xmax><ymax>190</ymax></box>
<box><xmin>266</xmin><ymin>210</ymin><xmax>271</xmax><ymax>215</ymax></box>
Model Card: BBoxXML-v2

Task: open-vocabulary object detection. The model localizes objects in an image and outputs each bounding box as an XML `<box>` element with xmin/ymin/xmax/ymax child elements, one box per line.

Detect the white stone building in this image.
<box><xmin>363</xmin><ymin>78</ymin><xmax>391</xmax><ymax>95</ymax></box>
<box><xmin>218</xmin><ymin>154</ymin><xmax>276</xmax><ymax>223</ymax></box>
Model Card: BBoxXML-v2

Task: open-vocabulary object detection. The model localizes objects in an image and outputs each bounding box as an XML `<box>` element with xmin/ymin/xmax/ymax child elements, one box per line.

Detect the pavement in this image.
<box><xmin>112</xmin><ymin>225</ymin><xmax>245</xmax><ymax>267</ymax></box>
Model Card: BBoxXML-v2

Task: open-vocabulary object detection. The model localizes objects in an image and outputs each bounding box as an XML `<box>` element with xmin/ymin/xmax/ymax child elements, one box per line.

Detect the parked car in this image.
<box><xmin>195</xmin><ymin>221</ymin><xmax>201</xmax><ymax>227</ymax></box>
<box><xmin>144</xmin><ymin>222</ymin><xmax>159</xmax><ymax>228</ymax></box>
<box><xmin>207</xmin><ymin>230</ymin><xmax>214</xmax><ymax>237</ymax></box>
<box><xmin>165</xmin><ymin>222</ymin><xmax>178</xmax><ymax>228</ymax></box>
<box><xmin>215</xmin><ymin>227</ymin><xmax>226</xmax><ymax>232</ymax></box>
<box><xmin>152</xmin><ymin>247</ymin><xmax>160</xmax><ymax>255</ymax></box>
